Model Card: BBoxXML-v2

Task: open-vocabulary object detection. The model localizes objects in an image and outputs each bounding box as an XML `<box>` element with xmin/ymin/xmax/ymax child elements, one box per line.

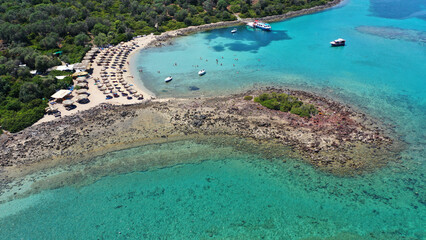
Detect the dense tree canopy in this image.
<box><xmin>0</xmin><ymin>0</ymin><xmax>331</xmax><ymax>133</ymax></box>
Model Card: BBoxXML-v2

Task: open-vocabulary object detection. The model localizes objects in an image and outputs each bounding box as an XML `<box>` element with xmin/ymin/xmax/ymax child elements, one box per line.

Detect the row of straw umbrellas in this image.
<box><xmin>63</xmin><ymin>75</ymin><xmax>91</xmax><ymax>107</ymax></box>
<box><xmin>95</xmin><ymin>43</ymin><xmax>143</xmax><ymax>99</ymax></box>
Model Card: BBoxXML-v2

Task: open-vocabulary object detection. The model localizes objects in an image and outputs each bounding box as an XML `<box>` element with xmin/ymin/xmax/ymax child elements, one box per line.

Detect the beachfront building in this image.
<box><xmin>50</xmin><ymin>89</ymin><xmax>72</xmax><ymax>102</ymax></box>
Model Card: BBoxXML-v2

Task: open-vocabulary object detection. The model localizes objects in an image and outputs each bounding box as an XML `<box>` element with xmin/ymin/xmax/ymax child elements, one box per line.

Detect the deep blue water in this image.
<box><xmin>0</xmin><ymin>0</ymin><xmax>425</xmax><ymax>239</ymax></box>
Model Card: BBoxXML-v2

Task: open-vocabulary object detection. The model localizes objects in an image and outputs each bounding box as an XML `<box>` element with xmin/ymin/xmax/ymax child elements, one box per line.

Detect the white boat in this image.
<box><xmin>231</xmin><ymin>28</ymin><xmax>237</xmax><ymax>33</ymax></box>
<box><xmin>247</xmin><ymin>20</ymin><xmax>271</xmax><ymax>31</ymax></box>
<box><xmin>164</xmin><ymin>76</ymin><xmax>173</xmax><ymax>82</ymax></box>
<box><xmin>198</xmin><ymin>69</ymin><xmax>206</xmax><ymax>76</ymax></box>
<box><xmin>330</xmin><ymin>38</ymin><xmax>346</xmax><ymax>47</ymax></box>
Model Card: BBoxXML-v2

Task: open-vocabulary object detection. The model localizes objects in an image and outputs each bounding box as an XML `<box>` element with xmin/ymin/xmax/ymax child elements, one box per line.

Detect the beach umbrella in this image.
<box><xmin>108</xmin><ymin>86</ymin><xmax>114</xmax><ymax>90</ymax></box>
<box><xmin>72</xmin><ymin>71</ymin><xmax>88</xmax><ymax>77</ymax></box>
<box><xmin>63</xmin><ymin>100</ymin><xmax>74</xmax><ymax>106</ymax></box>
<box><xmin>119</xmin><ymin>89</ymin><xmax>125</xmax><ymax>92</ymax></box>
<box><xmin>97</xmin><ymin>84</ymin><xmax>104</xmax><ymax>88</ymax></box>
<box><xmin>76</xmin><ymin>89</ymin><xmax>88</xmax><ymax>94</ymax></box>
<box><xmin>77</xmin><ymin>83</ymin><xmax>87</xmax><ymax>88</ymax></box>
<box><xmin>112</xmin><ymin>89</ymin><xmax>118</xmax><ymax>93</ymax></box>
<box><xmin>76</xmin><ymin>77</ymin><xmax>87</xmax><ymax>82</ymax></box>
<box><xmin>100</xmin><ymin>86</ymin><xmax>107</xmax><ymax>91</ymax></box>
<box><xmin>103</xmin><ymin>90</ymin><xmax>109</xmax><ymax>94</ymax></box>
<box><xmin>78</xmin><ymin>94</ymin><xmax>89</xmax><ymax>100</ymax></box>
<box><xmin>106</xmin><ymin>83</ymin><xmax>112</xmax><ymax>87</ymax></box>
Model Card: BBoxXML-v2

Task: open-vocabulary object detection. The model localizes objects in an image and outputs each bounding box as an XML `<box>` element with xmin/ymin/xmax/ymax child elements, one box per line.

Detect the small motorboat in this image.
<box><xmin>231</xmin><ymin>28</ymin><xmax>237</xmax><ymax>33</ymax></box>
<box><xmin>330</xmin><ymin>38</ymin><xmax>346</xmax><ymax>47</ymax></box>
<box><xmin>164</xmin><ymin>76</ymin><xmax>173</xmax><ymax>82</ymax></box>
<box><xmin>198</xmin><ymin>69</ymin><xmax>206</xmax><ymax>76</ymax></box>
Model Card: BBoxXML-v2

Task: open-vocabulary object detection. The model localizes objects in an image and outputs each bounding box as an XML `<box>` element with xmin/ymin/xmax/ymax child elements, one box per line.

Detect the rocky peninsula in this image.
<box><xmin>0</xmin><ymin>88</ymin><xmax>402</xmax><ymax>192</ymax></box>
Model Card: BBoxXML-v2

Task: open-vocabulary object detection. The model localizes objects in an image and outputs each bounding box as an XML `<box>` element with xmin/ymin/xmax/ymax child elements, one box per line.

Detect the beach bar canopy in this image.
<box><xmin>51</xmin><ymin>90</ymin><xmax>71</xmax><ymax>100</ymax></box>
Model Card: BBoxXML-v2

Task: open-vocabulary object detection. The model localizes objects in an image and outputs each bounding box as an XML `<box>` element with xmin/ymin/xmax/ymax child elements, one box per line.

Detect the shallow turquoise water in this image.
<box><xmin>1</xmin><ymin>0</ymin><xmax>425</xmax><ymax>239</ymax></box>
<box><xmin>0</xmin><ymin>141</ymin><xmax>424</xmax><ymax>239</ymax></box>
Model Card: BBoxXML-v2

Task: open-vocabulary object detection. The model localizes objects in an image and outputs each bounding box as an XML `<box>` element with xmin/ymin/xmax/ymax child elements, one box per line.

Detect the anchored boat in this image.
<box><xmin>247</xmin><ymin>20</ymin><xmax>271</xmax><ymax>31</ymax></box>
<box><xmin>164</xmin><ymin>76</ymin><xmax>173</xmax><ymax>82</ymax></box>
<box><xmin>198</xmin><ymin>69</ymin><xmax>206</xmax><ymax>76</ymax></box>
<box><xmin>330</xmin><ymin>38</ymin><xmax>346</xmax><ymax>47</ymax></box>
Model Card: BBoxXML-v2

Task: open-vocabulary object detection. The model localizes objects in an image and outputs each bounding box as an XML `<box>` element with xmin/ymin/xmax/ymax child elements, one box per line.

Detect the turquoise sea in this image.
<box><xmin>1</xmin><ymin>0</ymin><xmax>425</xmax><ymax>239</ymax></box>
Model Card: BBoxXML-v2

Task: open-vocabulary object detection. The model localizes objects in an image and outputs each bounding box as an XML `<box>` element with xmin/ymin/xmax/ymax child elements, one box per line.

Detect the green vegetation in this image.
<box><xmin>244</xmin><ymin>95</ymin><xmax>253</xmax><ymax>101</ymax></box>
<box><xmin>0</xmin><ymin>0</ymin><xmax>332</xmax><ymax>133</ymax></box>
<box><xmin>254</xmin><ymin>92</ymin><xmax>318</xmax><ymax>118</ymax></box>
<box><xmin>0</xmin><ymin>73</ymin><xmax>73</xmax><ymax>133</ymax></box>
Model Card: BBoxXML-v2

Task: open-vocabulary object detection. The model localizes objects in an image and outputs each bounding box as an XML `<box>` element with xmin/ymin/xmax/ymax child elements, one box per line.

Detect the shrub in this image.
<box><xmin>290</xmin><ymin>106</ymin><xmax>310</xmax><ymax>118</ymax></box>
<box><xmin>244</xmin><ymin>95</ymin><xmax>253</xmax><ymax>101</ymax></box>
<box><xmin>279</xmin><ymin>102</ymin><xmax>292</xmax><ymax>112</ymax></box>
<box><xmin>260</xmin><ymin>99</ymin><xmax>280</xmax><ymax>110</ymax></box>
<box><xmin>254</xmin><ymin>92</ymin><xmax>318</xmax><ymax>118</ymax></box>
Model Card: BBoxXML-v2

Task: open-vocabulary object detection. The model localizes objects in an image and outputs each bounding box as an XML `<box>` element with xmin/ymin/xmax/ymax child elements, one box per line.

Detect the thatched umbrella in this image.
<box><xmin>78</xmin><ymin>94</ymin><xmax>89</xmax><ymax>100</ymax></box>
<box><xmin>63</xmin><ymin>100</ymin><xmax>74</xmax><ymax>106</ymax></box>
<box><xmin>76</xmin><ymin>89</ymin><xmax>88</xmax><ymax>94</ymax></box>
<box><xmin>76</xmin><ymin>76</ymin><xmax>87</xmax><ymax>82</ymax></box>
<box><xmin>77</xmin><ymin>82</ymin><xmax>87</xmax><ymax>87</ymax></box>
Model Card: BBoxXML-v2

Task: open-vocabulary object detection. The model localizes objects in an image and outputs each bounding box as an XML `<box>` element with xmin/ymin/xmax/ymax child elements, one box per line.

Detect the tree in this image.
<box><xmin>92</xmin><ymin>23</ymin><xmax>110</xmax><ymax>36</ymax></box>
<box><xmin>40</xmin><ymin>34</ymin><xmax>59</xmax><ymax>49</ymax></box>
<box><xmin>74</xmin><ymin>33</ymin><xmax>90</xmax><ymax>46</ymax></box>
<box><xmin>94</xmin><ymin>33</ymin><xmax>107</xmax><ymax>46</ymax></box>
<box><xmin>175</xmin><ymin>9</ymin><xmax>188</xmax><ymax>22</ymax></box>
<box><xmin>217</xmin><ymin>0</ymin><xmax>228</xmax><ymax>11</ymax></box>
<box><xmin>19</xmin><ymin>82</ymin><xmax>41</xmax><ymax>103</ymax></box>
<box><xmin>35</xmin><ymin>55</ymin><xmax>52</xmax><ymax>72</ymax></box>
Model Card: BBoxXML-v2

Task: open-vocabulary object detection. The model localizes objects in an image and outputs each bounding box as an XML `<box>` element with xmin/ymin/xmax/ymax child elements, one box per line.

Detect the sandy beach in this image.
<box><xmin>35</xmin><ymin>0</ymin><xmax>343</xmax><ymax>125</ymax></box>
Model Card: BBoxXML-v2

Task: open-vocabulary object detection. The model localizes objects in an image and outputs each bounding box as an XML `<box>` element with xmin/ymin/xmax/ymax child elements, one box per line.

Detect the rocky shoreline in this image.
<box><xmin>147</xmin><ymin>0</ymin><xmax>344</xmax><ymax>46</ymax></box>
